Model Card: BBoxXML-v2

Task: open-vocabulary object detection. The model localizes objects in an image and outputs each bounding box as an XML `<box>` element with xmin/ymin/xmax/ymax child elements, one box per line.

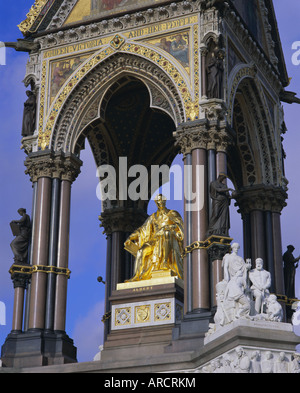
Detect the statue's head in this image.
<box><xmin>154</xmin><ymin>194</ymin><xmax>167</xmax><ymax>209</ymax></box>
<box><xmin>17</xmin><ymin>208</ymin><xmax>26</xmax><ymax>216</ymax></box>
<box><xmin>268</xmin><ymin>294</ymin><xmax>277</xmax><ymax>303</ymax></box>
<box><xmin>231</xmin><ymin>242</ymin><xmax>240</xmax><ymax>253</ymax></box>
<box><xmin>218</xmin><ymin>172</ymin><xmax>228</xmax><ymax>182</ymax></box>
<box><xmin>255</xmin><ymin>258</ymin><xmax>264</xmax><ymax>270</ymax></box>
<box><xmin>287</xmin><ymin>245</ymin><xmax>295</xmax><ymax>251</ymax></box>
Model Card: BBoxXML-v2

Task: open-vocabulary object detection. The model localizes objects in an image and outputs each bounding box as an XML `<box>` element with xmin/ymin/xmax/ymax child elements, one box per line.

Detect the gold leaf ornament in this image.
<box><xmin>18</xmin><ymin>0</ymin><xmax>48</xmax><ymax>34</ymax></box>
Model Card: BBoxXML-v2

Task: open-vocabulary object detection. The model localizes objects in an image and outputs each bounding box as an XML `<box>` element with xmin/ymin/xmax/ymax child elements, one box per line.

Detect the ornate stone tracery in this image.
<box><xmin>46</xmin><ymin>48</ymin><xmax>189</xmax><ymax>152</ymax></box>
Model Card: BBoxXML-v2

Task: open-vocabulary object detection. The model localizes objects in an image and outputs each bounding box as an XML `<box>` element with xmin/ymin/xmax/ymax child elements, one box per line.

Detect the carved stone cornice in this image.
<box><xmin>234</xmin><ymin>185</ymin><xmax>288</xmax><ymax>215</ymax></box>
<box><xmin>99</xmin><ymin>207</ymin><xmax>148</xmax><ymax>235</ymax></box>
<box><xmin>24</xmin><ymin>150</ymin><xmax>82</xmax><ymax>183</ymax></box>
<box><xmin>39</xmin><ymin>0</ymin><xmax>203</xmax><ymax>48</ymax></box>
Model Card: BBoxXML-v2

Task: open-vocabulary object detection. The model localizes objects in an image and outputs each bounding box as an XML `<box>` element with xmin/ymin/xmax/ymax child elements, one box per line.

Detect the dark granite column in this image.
<box><xmin>110</xmin><ymin>231</ymin><xmax>124</xmax><ymax>291</ymax></box>
<box><xmin>272</xmin><ymin>212</ymin><xmax>285</xmax><ymax>296</ymax></box>
<box><xmin>191</xmin><ymin>147</ymin><xmax>209</xmax><ymax>311</ymax></box>
<box><xmin>250</xmin><ymin>209</ymin><xmax>266</xmax><ymax>263</ymax></box>
<box><xmin>11</xmin><ymin>272</ymin><xmax>29</xmax><ymax>333</ymax></box>
<box><xmin>45</xmin><ymin>177</ymin><xmax>61</xmax><ymax>332</ymax></box>
<box><xmin>216</xmin><ymin>150</ymin><xmax>227</xmax><ymax>178</ymax></box>
<box><xmin>242</xmin><ymin>212</ymin><xmax>252</xmax><ymax>260</ymax></box>
<box><xmin>53</xmin><ymin>179</ymin><xmax>71</xmax><ymax>333</ymax></box>
<box><xmin>265</xmin><ymin>211</ymin><xmax>276</xmax><ymax>293</ymax></box>
<box><xmin>183</xmin><ymin>153</ymin><xmax>193</xmax><ymax>314</ymax></box>
<box><xmin>28</xmin><ymin>175</ymin><xmax>52</xmax><ymax>330</ymax></box>
<box><xmin>24</xmin><ymin>180</ymin><xmax>38</xmax><ymax>332</ymax></box>
<box><xmin>103</xmin><ymin>233</ymin><xmax>112</xmax><ymax>341</ymax></box>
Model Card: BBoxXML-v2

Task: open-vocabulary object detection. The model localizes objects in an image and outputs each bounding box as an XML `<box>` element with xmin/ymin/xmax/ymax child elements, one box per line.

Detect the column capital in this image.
<box><xmin>234</xmin><ymin>185</ymin><xmax>288</xmax><ymax>215</ymax></box>
<box><xmin>24</xmin><ymin>151</ymin><xmax>82</xmax><ymax>183</ymax></box>
<box><xmin>207</xmin><ymin>243</ymin><xmax>231</xmax><ymax>262</ymax></box>
<box><xmin>174</xmin><ymin>117</ymin><xmax>234</xmax><ymax>157</ymax></box>
<box><xmin>174</xmin><ymin>121</ymin><xmax>209</xmax><ymax>156</ymax></box>
<box><xmin>99</xmin><ymin>207</ymin><xmax>148</xmax><ymax>235</ymax></box>
<box><xmin>9</xmin><ymin>263</ymin><xmax>31</xmax><ymax>289</ymax></box>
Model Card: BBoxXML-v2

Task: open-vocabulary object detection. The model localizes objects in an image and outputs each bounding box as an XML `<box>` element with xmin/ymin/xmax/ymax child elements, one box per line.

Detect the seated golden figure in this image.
<box><xmin>124</xmin><ymin>195</ymin><xmax>184</xmax><ymax>281</ymax></box>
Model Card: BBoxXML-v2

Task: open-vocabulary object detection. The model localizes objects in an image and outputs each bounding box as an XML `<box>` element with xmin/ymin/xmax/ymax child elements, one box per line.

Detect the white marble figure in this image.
<box><xmin>214</xmin><ymin>280</ymin><xmax>229</xmax><ymax>326</ymax></box>
<box><xmin>266</xmin><ymin>294</ymin><xmax>283</xmax><ymax>322</ymax></box>
<box><xmin>195</xmin><ymin>348</ymin><xmax>300</xmax><ymax>374</ymax></box>
<box><xmin>290</xmin><ymin>353</ymin><xmax>300</xmax><ymax>373</ymax></box>
<box><xmin>261</xmin><ymin>351</ymin><xmax>274</xmax><ymax>373</ymax></box>
<box><xmin>208</xmin><ymin>242</ymin><xmax>284</xmax><ymax>335</ymax></box>
<box><xmin>249</xmin><ymin>258</ymin><xmax>271</xmax><ymax>314</ymax></box>
<box><xmin>232</xmin><ymin>347</ymin><xmax>251</xmax><ymax>373</ymax></box>
<box><xmin>250</xmin><ymin>351</ymin><xmax>262</xmax><ymax>373</ymax></box>
<box><xmin>275</xmin><ymin>352</ymin><xmax>289</xmax><ymax>373</ymax></box>
<box><xmin>225</xmin><ymin>268</ymin><xmax>251</xmax><ymax>319</ymax></box>
<box><xmin>222</xmin><ymin>243</ymin><xmax>252</xmax><ymax>284</ymax></box>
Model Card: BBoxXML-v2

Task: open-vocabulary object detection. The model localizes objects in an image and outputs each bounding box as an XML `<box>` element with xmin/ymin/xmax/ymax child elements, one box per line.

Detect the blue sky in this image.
<box><xmin>0</xmin><ymin>0</ymin><xmax>299</xmax><ymax>363</ymax></box>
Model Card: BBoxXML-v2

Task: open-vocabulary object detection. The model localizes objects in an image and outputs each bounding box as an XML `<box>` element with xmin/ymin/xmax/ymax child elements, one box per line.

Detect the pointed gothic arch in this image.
<box><xmin>45</xmin><ymin>48</ymin><xmax>189</xmax><ymax>153</ymax></box>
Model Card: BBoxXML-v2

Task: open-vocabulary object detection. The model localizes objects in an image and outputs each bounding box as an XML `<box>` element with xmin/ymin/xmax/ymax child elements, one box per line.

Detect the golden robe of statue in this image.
<box><xmin>124</xmin><ymin>195</ymin><xmax>184</xmax><ymax>281</ymax></box>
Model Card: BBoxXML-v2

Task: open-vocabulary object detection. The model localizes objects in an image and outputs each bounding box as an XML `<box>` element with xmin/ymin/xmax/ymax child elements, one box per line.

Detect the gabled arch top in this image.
<box><xmin>63</xmin><ymin>0</ymin><xmax>172</xmax><ymax>27</ymax></box>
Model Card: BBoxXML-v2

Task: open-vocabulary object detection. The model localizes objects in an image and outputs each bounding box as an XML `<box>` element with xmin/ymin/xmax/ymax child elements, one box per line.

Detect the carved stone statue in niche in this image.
<box><xmin>10</xmin><ymin>208</ymin><xmax>31</xmax><ymax>263</ymax></box>
<box><xmin>206</xmin><ymin>47</ymin><xmax>224</xmax><ymax>99</ymax></box>
<box><xmin>283</xmin><ymin>245</ymin><xmax>300</xmax><ymax>299</ymax></box>
<box><xmin>22</xmin><ymin>90</ymin><xmax>36</xmax><ymax>137</ymax></box>
<box><xmin>207</xmin><ymin>173</ymin><xmax>234</xmax><ymax>237</ymax></box>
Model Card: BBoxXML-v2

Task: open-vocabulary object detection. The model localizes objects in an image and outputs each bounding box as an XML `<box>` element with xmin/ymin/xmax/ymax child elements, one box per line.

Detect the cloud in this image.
<box><xmin>71</xmin><ymin>301</ymin><xmax>105</xmax><ymax>363</ymax></box>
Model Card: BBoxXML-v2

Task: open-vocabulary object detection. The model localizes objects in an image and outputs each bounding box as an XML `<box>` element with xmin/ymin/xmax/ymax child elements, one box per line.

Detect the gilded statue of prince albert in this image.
<box><xmin>124</xmin><ymin>195</ymin><xmax>184</xmax><ymax>282</ymax></box>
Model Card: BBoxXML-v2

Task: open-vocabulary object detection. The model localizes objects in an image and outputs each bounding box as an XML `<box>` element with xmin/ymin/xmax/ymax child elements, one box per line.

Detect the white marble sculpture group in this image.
<box><xmin>209</xmin><ymin>243</ymin><xmax>283</xmax><ymax>335</ymax></box>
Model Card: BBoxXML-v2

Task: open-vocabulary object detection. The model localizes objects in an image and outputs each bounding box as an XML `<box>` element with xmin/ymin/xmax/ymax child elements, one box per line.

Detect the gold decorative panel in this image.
<box><xmin>115</xmin><ymin>307</ymin><xmax>131</xmax><ymax>326</ymax></box>
<box><xmin>135</xmin><ymin>305</ymin><xmax>151</xmax><ymax>324</ymax></box>
<box><xmin>64</xmin><ymin>0</ymin><xmax>172</xmax><ymax>26</ymax></box>
<box><xmin>154</xmin><ymin>302</ymin><xmax>172</xmax><ymax>322</ymax></box>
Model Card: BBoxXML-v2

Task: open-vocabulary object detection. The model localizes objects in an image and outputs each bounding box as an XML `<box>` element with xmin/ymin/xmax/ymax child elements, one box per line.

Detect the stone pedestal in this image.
<box><xmin>193</xmin><ymin>319</ymin><xmax>300</xmax><ymax>373</ymax></box>
<box><xmin>101</xmin><ymin>272</ymin><xmax>184</xmax><ymax>362</ymax></box>
<box><xmin>1</xmin><ymin>330</ymin><xmax>77</xmax><ymax>368</ymax></box>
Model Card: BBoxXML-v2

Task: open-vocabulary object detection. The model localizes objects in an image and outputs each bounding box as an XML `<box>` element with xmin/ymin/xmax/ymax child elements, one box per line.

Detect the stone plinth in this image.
<box><xmin>101</xmin><ymin>273</ymin><xmax>184</xmax><ymax>362</ymax></box>
<box><xmin>1</xmin><ymin>318</ymin><xmax>299</xmax><ymax>373</ymax></box>
<box><xmin>191</xmin><ymin>319</ymin><xmax>300</xmax><ymax>373</ymax></box>
<box><xmin>1</xmin><ymin>330</ymin><xmax>77</xmax><ymax>368</ymax></box>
